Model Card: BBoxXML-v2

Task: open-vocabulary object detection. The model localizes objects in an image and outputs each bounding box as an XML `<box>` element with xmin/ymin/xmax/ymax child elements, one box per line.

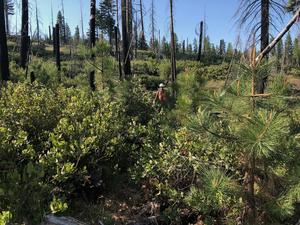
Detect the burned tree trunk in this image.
<box><xmin>35</xmin><ymin>0</ymin><xmax>40</xmax><ymax>44</ymax></box>
<box><xmin>49</xmin><ymin>26</ymin><xmax>52</xmax><ymax>42</ymax></box>
<box><xmin>150</xmin><ymin>0</ymin><xmax>155</xmax><ymax>51</ymax></box>
<box><xmin>89</xmin><ymin>0</ymin><xmax>96</xmax><ymax>91</ymax></box>
<box><xmin>256</xmin><ymin>6</ymin><xmax>300</xmax><ymax>64</ymax></box>
<box><xmin>169</xmin><ymin>0</ymin><xmax>176</xmax><ymax>82</ymax></box>
<box><xmin>256</xmin><ymin>0</ymin><xmax>270</xmax><ymax>93</ymax></box>
<box><xmin>139</xmin><ymin>0</ymin><xmax>146</xmax><ymax>49</ymax></box>
<box><xmin>115</xmin><ymin>26</ymin><xmax>122</xmax><ymax>80</ymax></box>
<box><xmin>0</xmin><ymin>0</ymin><xmax>10</xmax><ymax>81</ymax></box>
<box><xmin>61</xmin><ymin>0</ymin><xmax>66</xmax><ymax>44</ymax></box>
<box><xmin>261</xmin><ymin>0</ymin><xmax>269</xmax><ymax>55</ymax></box>
<box><xmin>197</xmin><ymin>21</ymin><xmax>203</xmax><ymax>62</ymax></box>
<box><xmin>20</xmin><ymin>0</ymin><xmax>29</xmax><ymax>69</ymax></box>
<box><xmin>134</xmin><ymin>11</ymin><xmax>138</xmax><ymax>58</ymax></box>
<box><xmin>53</xmin><ymin>27</ymin><xmax>56</xmax><ymax>55</ymax></box>
<box><xmin>4</xmin><ymin>0</ymin><xmax>9</xmax><ymax>35</ymax></box>
<box><xmin>55</xmin><ymin>24</ymin><xmax>61</xmax><ymax>72</ymax></box>
<box><xmin>122</xmin><ymin>0</ymin><xmax>131</xmax><ymax>77</ymax></box>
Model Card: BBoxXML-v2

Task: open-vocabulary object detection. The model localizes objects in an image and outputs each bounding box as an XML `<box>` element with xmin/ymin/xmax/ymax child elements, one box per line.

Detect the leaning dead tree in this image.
<box><xmin>256</xmin><ymin>7</ymin><xmax>300</xmax><ymax>65</ymax></box>
<box><xmin>121</xmin><ymin>0</ymin><xmax>131</xmax><ymax>77</ymax></box>
<box><xmin>20</xmin><ymin>0</ymin><xmax>29</xmax><ymax>69</ymax></box>
<box><xmin>169</xmin><ymin>0</ymin><xmax>176</xmax><ymax>82</ymax></box>
<box><xmin>236</xmin><ymin>0</ymin><xmax>285</xmax><ymax>93</ymax></box>
<box><xmin>0</xmin><ymin>0</ymin><xmax>10</xmax><ymax>81</ymax></box>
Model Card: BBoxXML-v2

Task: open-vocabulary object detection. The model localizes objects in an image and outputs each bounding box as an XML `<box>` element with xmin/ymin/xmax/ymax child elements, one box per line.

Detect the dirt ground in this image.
<box><xmin>286</xmin><ymin>75</ymin><xmax>300</xmax><ymax>90</ymax></box>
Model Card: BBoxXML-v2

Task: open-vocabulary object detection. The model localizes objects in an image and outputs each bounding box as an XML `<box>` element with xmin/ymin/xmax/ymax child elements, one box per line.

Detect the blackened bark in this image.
<box><xmin>55</xmin><ymin>23</ymin><xmax>61</xmax><ymax>72</ymax></box>
<box><xmin>139</xmin><ymin>0</ymin><xmax>146</xmax><ymax>49</ymax></box>
<box><xmin>4</xmin><ymin>2</ymin><xmax>9</xmax><ymax>35</ymax></box>
<box><xmin>49</xmin><ymin>26</ymin><xmax>52</xmax><ymax>42</ymax></box>
<box><xmin>135</xmin><ymin>11</ymin><xmax>138</xmax><ymax>58</ymax></box>
<box><xmin>20</xmin><ymin>0</ymin><xmax>29</xmax><ymax>69</ymax></box>
<box><xmin>170</xmin><ymin>0</ymin><xmax>176</xmax><ymax>82</ymax></box>
<box><xmin>30</xmin><ymin>71</ymin><xmax>35</xmax><ymax>83</ymax></box>
<box><xmin>90</xmin><ymin>0</ymin><xmax>96</xmax><ymax>50</ymax></box>
<box><xmin>0</xmin><ymin>0</ymin><xmax>10</xmax><ymax>81</ymax></box>
<box><xmin>197</xmin><ymin>21</ymin><xmax>203</xmax><ymax>61</ymax></box>
<box><xmin>53</xmin><ymin>27</ymin><xmax>56</xmax><ymax>55</ymax></box>
<box><xmin>128</xmin><ymin>0</ymin><xmax>133</xmax><ymax>59</ymax></box>
<box><xmin>257</xmin><ymin>0</ymin><xmax>269</xmax><ymax>94</ymax></box>
<box><xmin>122</xmin><ymin>0</ymin><xmax>131</xmax><ymax>76</ymax></box>
<box><xmin>115</xmin><ymin>26</ymin><xmax>122</xmax><ymax>80</ymax></box>
<box><xmin>261</xmin><ymin>0</ymin><xmax>269</xmax><ymax>54</ymax></box>
<box><xmin>89</xmin><ymin>0</ymin><xmax>96</xmax><ymax>91</ymax></box>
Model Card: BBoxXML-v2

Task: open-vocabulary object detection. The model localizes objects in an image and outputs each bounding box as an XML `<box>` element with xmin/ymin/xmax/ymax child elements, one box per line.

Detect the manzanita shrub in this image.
<box><xmin>0</xmin><ymin>81</ymin><xmax>158</xmax><ymax>224</ymax></box>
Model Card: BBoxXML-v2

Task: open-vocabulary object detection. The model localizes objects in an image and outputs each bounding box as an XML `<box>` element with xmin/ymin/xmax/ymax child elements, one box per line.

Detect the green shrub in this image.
<box><xmin>132</xmin><ymin>60</ymin><xmax>159</xmax><ymax>76</ymax></box>
<box><xmin>204</xmin><ymin>62</ymin><xmax>229</xmax><ymax>80</ymax></box>
<box><xmin>29</xmin><ymin>58</ymin><xmax>59</xmax><ymax>86</ymax></box>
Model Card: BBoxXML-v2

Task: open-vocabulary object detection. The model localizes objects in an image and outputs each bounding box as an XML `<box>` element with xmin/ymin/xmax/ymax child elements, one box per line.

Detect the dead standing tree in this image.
<box><xmin>4</xmin><ymin>0</ymin><xmax>14</xmax><ymax>35</ymax></box>
<box><xmin>197</xmin><ymin>21</ymin><xmax>203</xmax><ymax>61</ymax></box>
<box><xmin>0</xmin><ymin>0</ymin><xmax>10</xmax><ymax>81</ymax></box>
<box><xmin>169</xmin><ymin>0</ymin><xmax>176</xmax><ymax>83</ymax></box>
<box><xmin>150</xmin><ymin>0</ymin><xmax>156</xmax><ymax>51</ymax></box>
<box><xmin>20</xmin><ymin>0</ymin><xmax>29</xmax><ymax>69</ymax></box>
<box><xmin>55</xmin><ymin>23</ymin><xmax>61</xmax><ymax>73</ymax></box>
<box><xmin>115</xmin><ymin>0</ymin><xmax>122</xmax><ymax>79</ymax></box>
<box><xmin>89</xmin><ymin>0</ymin><xmax>96</xmax><ymax>91</ymax></box>
<box><xmin>121</xmin><ymin>0</ymin><xmax>131</xmax><ymax>77</ymax></box>
<box><xmin>139</xmin><ymin>0</ymin><xmax>146</xmax><ymax>49</ymax></box>
<box><xmin>236</xmin><ymin>0</ymin><xmax>285</xmax><ymax>93</ymax></box>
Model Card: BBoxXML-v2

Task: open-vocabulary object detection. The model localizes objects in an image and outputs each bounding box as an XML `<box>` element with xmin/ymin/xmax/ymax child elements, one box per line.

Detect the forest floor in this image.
<box><xmin>287</xmin><ymin>75</ymin><xmax>300</xmax><ymax>90</ymax></box>
<box><xmin>68</xmin><ymin>183</ymin><xmax>164</xmax><ymax>225</ymax></box>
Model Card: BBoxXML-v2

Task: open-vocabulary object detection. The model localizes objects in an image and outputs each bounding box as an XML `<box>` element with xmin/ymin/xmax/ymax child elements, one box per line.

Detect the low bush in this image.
<box><xmin>0</xmin><ymin>81</ymin><xmax>160</xmax><ymax>224</ymax></box>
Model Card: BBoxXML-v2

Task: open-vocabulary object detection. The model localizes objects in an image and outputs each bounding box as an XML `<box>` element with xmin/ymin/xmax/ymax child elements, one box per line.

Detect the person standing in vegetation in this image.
<box><xmin>153</xmin><ymin>83</ymin><xmax>167</xmax><ymax>107</ymax></box>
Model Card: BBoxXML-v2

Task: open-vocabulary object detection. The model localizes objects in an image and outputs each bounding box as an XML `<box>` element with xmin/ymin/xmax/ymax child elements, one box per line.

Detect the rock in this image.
<box><xmin>41</xmin><ymin>215</ymin><xmax>87</xmax><ymax>225</ymax></box>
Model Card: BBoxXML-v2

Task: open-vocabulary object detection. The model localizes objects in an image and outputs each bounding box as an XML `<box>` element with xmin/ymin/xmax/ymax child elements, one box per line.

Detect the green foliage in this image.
<box><xmin>237</xmin><ymin>110</ymin><xmax>289</xmax><ymax>158</ymax></box>
<box><xmin>0</xmin><ymin>80</ymin><xmax>159</xmax><ymax>224</ymax></box>
<box><xmin>50</xmin><ymin>196</ymin><xmax>68</xmax><ymax>214</ymax></box>
<box><xmin>132</xmin><ymin>60</ymin><xmax>159</xmax><ymax>76</ymax></box>
<box><xmin>173</xmin><ymin>70</ymin><xmax>206</xmax><ymax>123</ymax></box>
<box><xmin>0</xmin><ymin>211</ymin><xmax>11</xmax><ymax>225</ymax></box>
<box><xmin>96</xmin><ymin>0</ymin><xmax>115</xmax><ymax>39</ymax></box>
<box><xmin>29</xmin><ymin>58</ymin><xmax>59</xmax><ymax>86</ymax></box>
<box><xmin>184</xmin><ymin>169</ymin><xmax>239</xmax><ymax>214</ymax></box>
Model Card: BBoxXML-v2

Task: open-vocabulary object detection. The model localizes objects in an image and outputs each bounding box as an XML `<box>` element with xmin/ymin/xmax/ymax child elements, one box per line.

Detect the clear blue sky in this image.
<box><xmin>10</xmin><ymin>0</ymin><xmax>297</xmax><ymax>48</ymax></box>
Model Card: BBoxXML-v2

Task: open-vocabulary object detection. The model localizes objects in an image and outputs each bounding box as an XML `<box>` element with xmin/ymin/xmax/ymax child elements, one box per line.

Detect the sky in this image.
<box><xmin>9</xmin><ymin>0</ymin><xmax>298</xmax><ymax>49</ymax></box>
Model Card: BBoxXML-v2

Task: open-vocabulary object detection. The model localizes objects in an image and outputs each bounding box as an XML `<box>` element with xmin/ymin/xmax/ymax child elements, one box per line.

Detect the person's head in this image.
<box><xmin>159</xmin><ymin>83</ymin><xmax>165</xmax><ymax>89</ymax></box>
